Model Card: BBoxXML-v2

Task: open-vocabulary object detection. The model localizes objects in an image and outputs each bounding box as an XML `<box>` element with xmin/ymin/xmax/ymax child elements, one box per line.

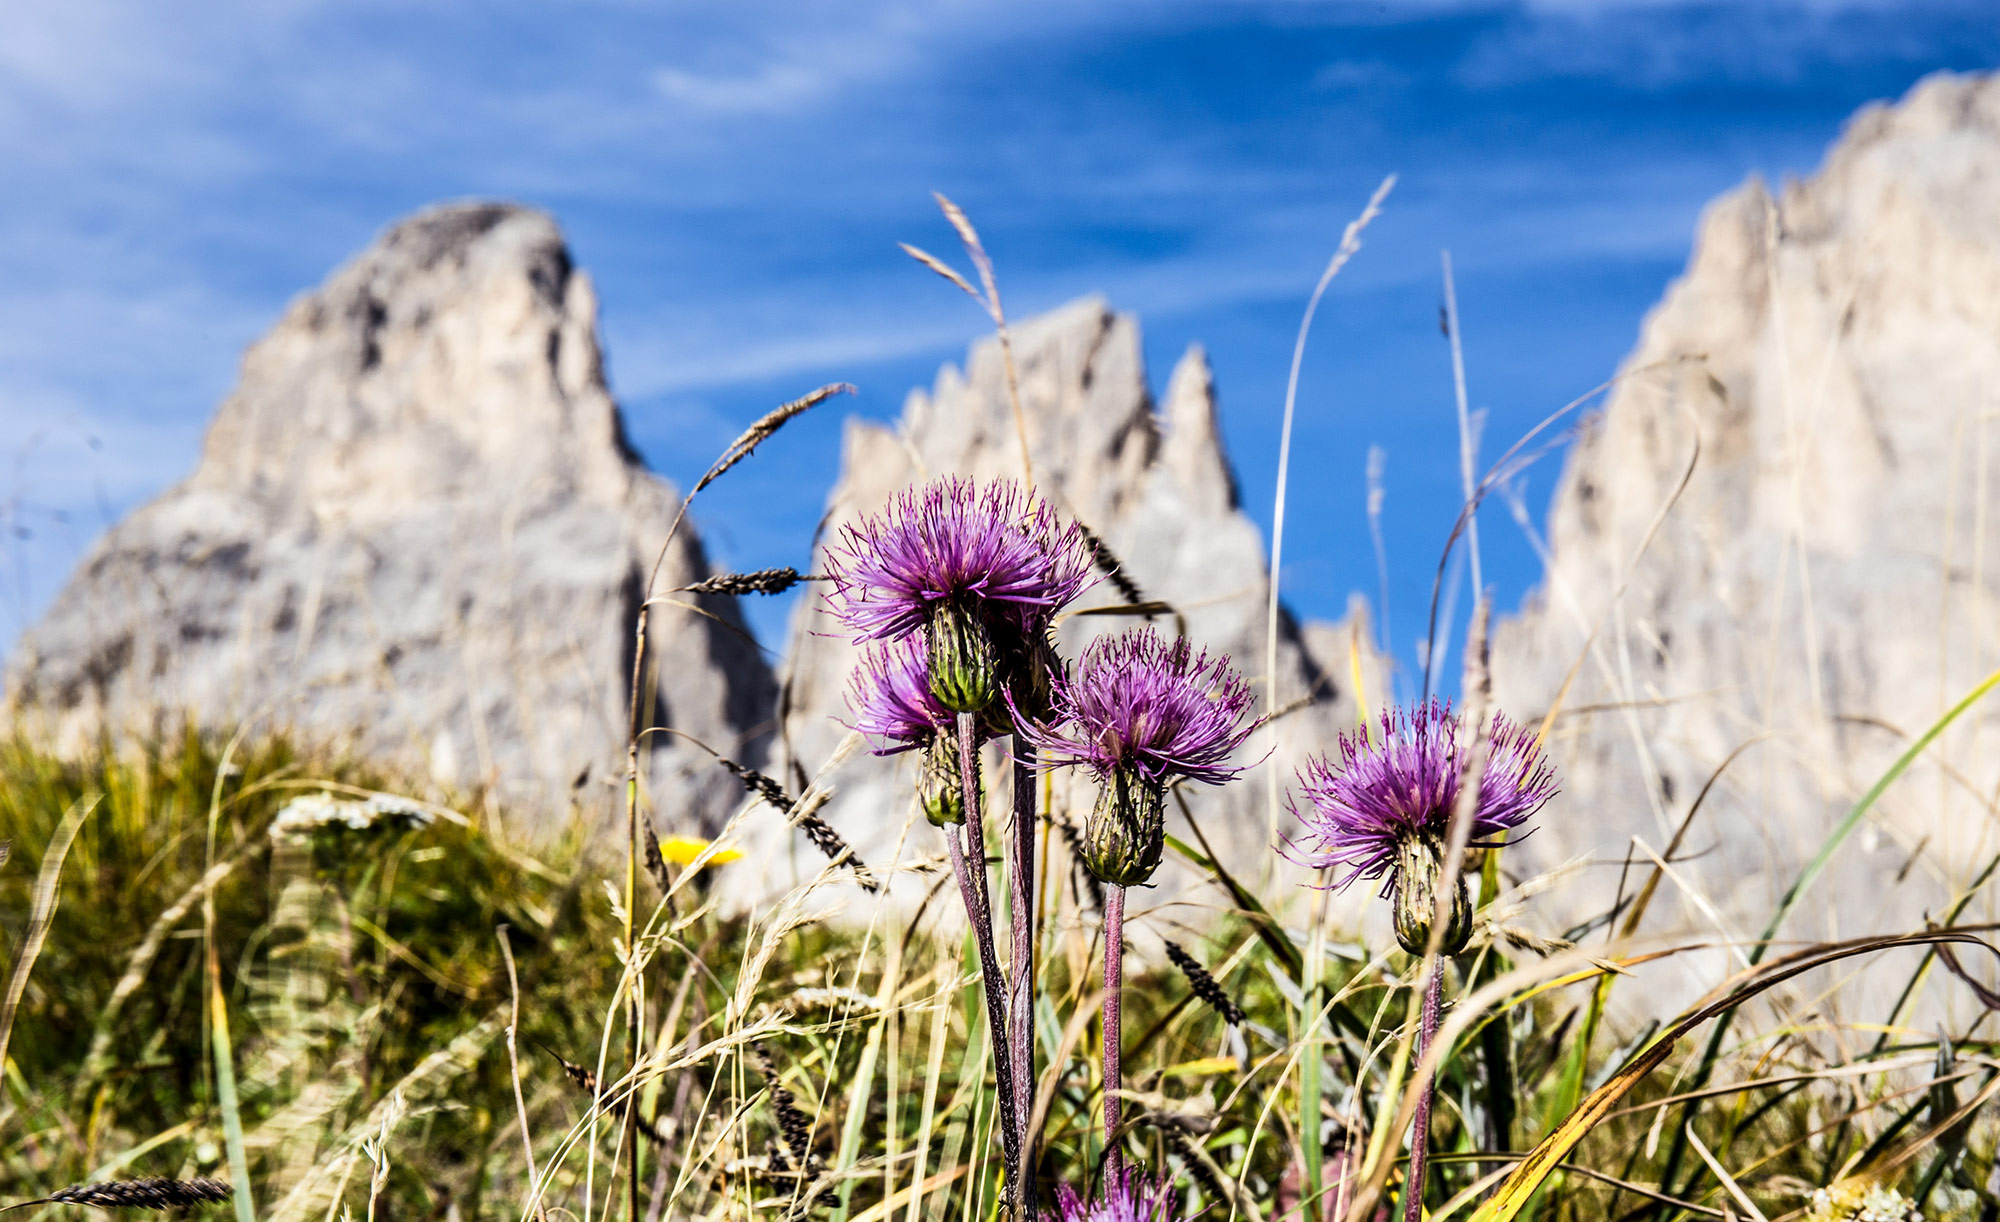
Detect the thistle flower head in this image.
<box><xmin>1023</xmin><ymin>626</ymin><xmax>1258</xmax><ymax>885</ymax></box>
<box><xmin>1047</xmin><ymin>1170</ymin><xmax>1179</xmax><ymax>1222</ymax></box>
<box><xmin>845</xmin><ymin>637</ymin><xmax>951</xmax><ymax>755</ymax></box>
<box><xmin>823</xmin><ymin>476</ymin><xmax>1096</xmax><ymax>643</ymax></box>
<box><xmin>842</xmin><ymin>638</ymin><xmax>975</xmax><ymax>826</ymax></box>
<box><xmin>1290</xmin><ymin>699</ymin><xmax>1555</xmax><ymax>893</ymax></box>
<box><xmin>1021</xmin><ymin>627</ymin><xmax>1259</xmax><ymax>788</ymax></box>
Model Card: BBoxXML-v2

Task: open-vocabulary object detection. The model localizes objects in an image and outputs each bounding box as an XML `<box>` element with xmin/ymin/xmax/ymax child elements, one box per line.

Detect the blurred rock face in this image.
<box><xmin>2</xmin><ymin>203</ymin><xmax>775</xmax><ymax>832</ymax></box>
<box><xmin>764</xmin><ymin>298</ymin><xmax>1384</xmax><ymax>903</ymax></box>
<box><xmin>1494</xmin><ymin>73</ymin><xmax>2000</xmax><ymax>955</ymax></box>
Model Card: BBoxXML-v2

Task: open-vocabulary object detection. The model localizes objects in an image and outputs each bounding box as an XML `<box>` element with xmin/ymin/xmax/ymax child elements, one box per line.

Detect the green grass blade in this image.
<box><xmin>0</xmin><ymin>794</ymin><xmax>97</xmax><ymax>1079</ymax></box>
<box><xmin>833</xmin><ymin>1017</ymin><xmax>887</xmax><ymax>1222</ymax></box>
<box><xmin>209</xmin><ymin>948</ymin><xmax>257</xmax><ymax>1222</ymax></box>
<box><xmin>1657</xmin><ymin>664</ymin><xmax>2000</xmax><ymax>1205</ymax></box>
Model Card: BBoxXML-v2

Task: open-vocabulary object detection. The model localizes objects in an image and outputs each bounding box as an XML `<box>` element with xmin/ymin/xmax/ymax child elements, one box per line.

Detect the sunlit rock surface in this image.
<box><xmin>1494</xmin><ymin>72</ymin><xmax>2000</xmax><ymax>985</ymax></box>
<box><xmin>3</xmin><ymin>203</ymin><xmax>775</xmax><ymax>834</ymax></box>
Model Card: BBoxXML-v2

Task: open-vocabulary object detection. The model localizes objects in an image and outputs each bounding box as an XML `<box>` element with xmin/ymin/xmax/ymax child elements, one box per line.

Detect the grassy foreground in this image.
<box><xmin>0</xmin><ymin>729</ymin><xmax>1993</xmax><ymax>1222</ymax></box>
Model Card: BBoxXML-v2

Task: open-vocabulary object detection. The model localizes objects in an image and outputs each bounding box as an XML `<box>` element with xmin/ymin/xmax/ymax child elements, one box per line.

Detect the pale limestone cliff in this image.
<box><xmin>1493</xmin><ymin>72</ymin><xmax>2000</xmax><ymax>975</ymax></box>
<box><xmin>3</xmin><ymin>203</ymin><xmax>775</xmax><ymax>832</ymax></box>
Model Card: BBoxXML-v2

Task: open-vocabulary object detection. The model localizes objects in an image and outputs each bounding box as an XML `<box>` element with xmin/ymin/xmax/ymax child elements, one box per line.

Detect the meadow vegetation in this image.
<box><xmin>1</xmin><ymin>195</ymin><xmax>1997</xmax><ymax>1222</ymax></box>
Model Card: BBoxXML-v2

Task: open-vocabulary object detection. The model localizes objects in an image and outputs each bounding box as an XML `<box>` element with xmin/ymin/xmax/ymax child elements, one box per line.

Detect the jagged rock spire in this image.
<box><xmin>4</xmin><ymin>202</ymin><xmax>775</xmax><ymax>829</ymax></box>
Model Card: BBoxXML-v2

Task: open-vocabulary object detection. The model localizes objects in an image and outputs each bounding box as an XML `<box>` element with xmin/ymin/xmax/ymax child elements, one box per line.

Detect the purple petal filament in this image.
<box><xmin>823</xmin><ymin>476</ymin><xmax>1096</xmax><ymax>643</ymax></box>
<box><xmin>1021</xmin><ymin>626</ymin><xmax>1258</xmax><ymax>788</ymax></box>
<box><xmin>1048</xmin><ymin>1170</ymin><xmax>1179</xmax><ymax>1222</ymax></box>
<box><xmin>845</xmin><ymin>636</ymin><xmax>952</xmax><ymax>755</ymax></box>
<box><xmin>1290</xmin><ymin>699</ymin><xmax>1556</xmax><ymax>892</ymax></box>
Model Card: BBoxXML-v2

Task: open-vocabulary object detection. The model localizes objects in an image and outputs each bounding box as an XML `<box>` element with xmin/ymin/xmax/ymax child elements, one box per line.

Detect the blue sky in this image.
<box><xmin>2</xmin><ymin>1</ymin><xmax>1996</xmax><ymax>682</ymax></box>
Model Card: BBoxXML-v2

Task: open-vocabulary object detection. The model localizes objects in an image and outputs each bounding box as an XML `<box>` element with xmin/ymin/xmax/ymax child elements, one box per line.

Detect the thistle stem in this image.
<box><xmin>954</xmin><ymin>712</ymin><xmax>1022</xmax><ymax>1202</ymax></box>
<box><xmin>1008</xmin><ymin>751</ymin><xmax>1038</xmax><ymax>1215</ymax></box>
<box><xmin>1101</xmin><ymin>882</ymin><xmax>1127</xmax><ymax>1188</ymax></box>
<box><xmin>1403</xmin><ymin>963</ymin><xmax>1446</xmax><ymax>1222</ymax></box>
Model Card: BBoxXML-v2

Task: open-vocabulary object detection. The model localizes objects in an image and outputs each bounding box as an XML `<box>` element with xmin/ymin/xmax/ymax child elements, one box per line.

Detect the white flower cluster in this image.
<box><xmin>1808</xmin><ymin>1183</ymin><xmax>1922</xmax><ymax>1222</ymax></box>
<box><xmin>270</xmin><ymin>792</ymin><xmax>435</xmax><ymax>841</ymax></box>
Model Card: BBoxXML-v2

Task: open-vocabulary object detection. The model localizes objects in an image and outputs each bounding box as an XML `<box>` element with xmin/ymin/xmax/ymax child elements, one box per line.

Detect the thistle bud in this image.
<box><xmin>998</xmin><ymin>624</ymin><xmax>1061</xmax><ymax>728</ymax></box>
<box><xmin>1391</xmin><ymin>834</ymin><xmax>1473</xmax><ymax>956</ymax></box>
<box><xmin>926</xmin><ymin>602</ymin><xmax>999</xmax><ymax>713</ymax></box>
<box><xmin>919</xmin><ymin>738</ymin><xmax>969</xmax><ymax>827</ymax></box>
<box><xmin>1080</xmin><ymin>766</ymin><xmax>1166</xmax><ymax>887</ymax></box>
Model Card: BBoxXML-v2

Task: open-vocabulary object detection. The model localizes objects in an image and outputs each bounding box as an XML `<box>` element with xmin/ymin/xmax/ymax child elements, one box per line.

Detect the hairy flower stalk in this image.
<box><xmin>846</xmin><ymin>636</ymin><xmax>1018</xmax><ymax>1177</ymax></box>
<box><xmin>830</xmin><ymin>481</ymin><xmax>1093</xmax><ymax>1212</ymax></box>
<box><xmin>1290</xmin><ymin>700</ymin><xmax>1555</xmax><ymax>1222</ymax></box>
<box><xmin>1021</xmin><ymin>627</ymin><xmax>1257</xmax><ymax>1183</ymax></box>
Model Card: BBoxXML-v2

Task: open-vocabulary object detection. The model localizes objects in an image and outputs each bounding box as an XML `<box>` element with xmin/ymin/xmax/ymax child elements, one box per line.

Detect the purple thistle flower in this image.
<box><xmin>844</xmin><ymin>637</ymin><xmax>951</xmax><ymax>756</ymax></box>
<box><xmin>843</xmin><ymin>637</ymin><xmax>977</xmax><ymax>827</ymax></box>
<box><xmin>823</xmin><ymin>477</ymin><xmax>1096</xmax><ymax>643</ymax></box>
<box><xmin>1047</xmin><ymin>1170</ymin><xmax>1179</xmax><ymax>1222</ymax></box>
<box><xmin>1022</xmin><ymin>626</ymin><xmax>1258</xmax><ymax>887</ymax></box>
<box><xmin>1020</xmin><ymin>627</ymin><xmax>1259</xmax><ymax>789</ymax></box>
<box><xmin>1289</xmin><ymin>699</ymin><xmax>1556</xmax><ymax>894</ymax></box>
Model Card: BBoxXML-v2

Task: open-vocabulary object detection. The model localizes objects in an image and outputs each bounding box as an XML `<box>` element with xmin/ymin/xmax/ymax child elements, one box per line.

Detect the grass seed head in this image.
<box><xmin>40</xmin><ymin>1178</ymin><xmax>233</xmax><ymax>1211</ymax></box>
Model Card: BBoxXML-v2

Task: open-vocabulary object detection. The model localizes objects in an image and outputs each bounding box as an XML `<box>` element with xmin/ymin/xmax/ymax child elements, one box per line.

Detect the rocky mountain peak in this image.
<box><xmin>5</xmin><ymin>202</ymin><xmax>774</xmax><ymax>830</ymax></box>
<box><xmin>1492</xmin><ymin>70</ymin><xmax>2000</xmax><ymax>968</ymax></box>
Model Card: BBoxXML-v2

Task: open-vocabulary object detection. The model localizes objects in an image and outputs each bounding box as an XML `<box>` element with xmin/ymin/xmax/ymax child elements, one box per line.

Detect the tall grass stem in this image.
<box><xmin>1441</xmin><ymin>251</ymin><xmax>1482</xmax><ymax>599</ymax></box>
<box><xmin>1264</xmin><ymin>175</ymin><xmax>1395</xmax><ymax>847</ymax></box>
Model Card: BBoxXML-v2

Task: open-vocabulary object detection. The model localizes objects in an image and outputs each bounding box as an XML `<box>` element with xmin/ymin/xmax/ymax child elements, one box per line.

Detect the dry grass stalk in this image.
<box><xmin>1263</xmin><ymin>173</ymin><xmax>1398</xmax><ymax>842</ymax></box>
<box><xmin>694</xmin><ymin>384</ymin><xmax>854</xmax><ymax>496</ymax></box>
<box><xmin>903</xmin><ymin>194</ymin><xmax>1034</xmax><ymax>486</ymax></box>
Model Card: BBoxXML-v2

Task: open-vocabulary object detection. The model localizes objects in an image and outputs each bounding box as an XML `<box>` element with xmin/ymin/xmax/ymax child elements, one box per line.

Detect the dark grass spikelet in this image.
<box><xmin>31</xmin><ymin>1178</ymin><xmax>233</xmax><ymax>1211</ymax></box>
<box><xmin>1163</xmin><ymin>1129</ymin><xmax>1229</xmax><ymax>1206</ymax></box>
<box><xmin>642</xmin><ymin>823</ymin><xmax>672</xmax><ymax>892</ymax></box>
<box><xmin>535</xmin><ymin>1043</ymin><xmax>667</xmax><ymax>1144</ymax></box>
<box><xmin>1078</xmin><ymin>523</ymin><xmax>1149</xmax><ymax>609</ymax></box>
<box><xmin>681</xmin><ymin>568</ymin><xmax>815</xmax><ymax>597</ymax></box>
<box><xmin>1164</xmin><ymin>941</ymin><xmax>1246</xmax><ymax>1027</ymax></box>
<box><xmin>719</xmin><ymin>759</ymin><xmax>796</xmax><ymax>814</ymax></box>
<box><xmin>719</xmin><ymin>759</ymin><xmax>880</xmax><ymax>892</ymax></box>
<box><xmin>754</xmin><ymin>1046</ymin><xmax>825</xmax><ymax>1184</ymax></box>
<box><xmin>695</xmin><ymin>384</ymin><xmax>854</xmax><ymax>494</ymax></box>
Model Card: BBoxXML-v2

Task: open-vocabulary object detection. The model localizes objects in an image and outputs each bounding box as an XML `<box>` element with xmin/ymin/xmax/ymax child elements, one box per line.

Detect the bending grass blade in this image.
<box><xmin>1461</xmin><ymin>929</ymin><xmax>2000</xmax><ymax>1222</ymax></box>
<box><xmin>0</xmin><ymin>794</ymin><xmax>97</xmax><ymax>1080</ymax></box>
<box><xmin>1265</xmin><ymin>175</ymin><xmax>1397</xmax><ymax>845</ymax></box>
<box><xmin>1658</xmin><ymin>663</ymin><xmax>2000</xmax><ymax>1203</ymax></box>
<box><xmin>207</xmin><ymin>942</ymin><xmax>255</xmax><ymax>1222</ymax></box>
